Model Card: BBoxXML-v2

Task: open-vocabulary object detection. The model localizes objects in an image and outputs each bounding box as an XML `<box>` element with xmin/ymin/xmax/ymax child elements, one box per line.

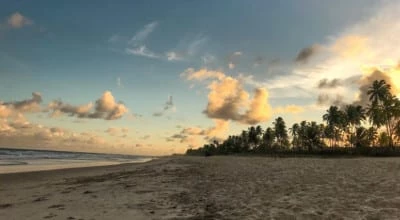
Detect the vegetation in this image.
<box><xmin>186</xmin><ymin>80</ymin><xmax>400</xmax><ymax>157</ymax></box>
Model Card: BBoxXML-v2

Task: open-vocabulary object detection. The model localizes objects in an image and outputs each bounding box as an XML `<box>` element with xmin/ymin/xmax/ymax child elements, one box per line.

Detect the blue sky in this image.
<box><xmin>1</xmin><ymin>0</ymin><xmax>399</xmax><ymax>155</ymax></box>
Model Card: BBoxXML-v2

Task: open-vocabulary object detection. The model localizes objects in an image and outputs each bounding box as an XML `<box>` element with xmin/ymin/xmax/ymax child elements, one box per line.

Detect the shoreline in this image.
<box><xmin>0</xmin><ymin>157</ymin><xmax>155</xmax><ymax>175</ymax></box>
<box><xmin>0</xmin><ymin>157</ymin><xmax>161</xmax><ymax>184</ymax></box>
<box><xmin>2</xmin><ymin>156</ymin><xmax>400</xmax><ymax>219</ymax></box>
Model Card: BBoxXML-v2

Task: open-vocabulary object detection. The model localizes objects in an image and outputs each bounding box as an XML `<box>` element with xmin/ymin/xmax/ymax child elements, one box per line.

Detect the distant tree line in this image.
<box><xmin>186</xmin><ymin>80</ymin><xmax>400</xmax><ymax>157</ymax></box>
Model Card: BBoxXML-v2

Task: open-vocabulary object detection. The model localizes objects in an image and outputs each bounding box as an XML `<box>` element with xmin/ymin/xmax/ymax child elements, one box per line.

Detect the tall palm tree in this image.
<box><xmin>262</xmin><ymin>127</ymin><xmax>275</xmax><ymax>151</ymax></box>
<box><xmin>248</xmin><ymin>126</ymin><xmax>257</xmax><ymax>150</ymax></box>
<box><xmin>323</xmin><ymin>106</ymin><xmax>346</xmax><ymax>147</ymax></box>
<box><xmin>366</xmin><ymin>127</ymin><xmax>378</xmax><ymax>147</ymax></box>
<box><xmin>240</xmin><ymin>130</ymin><xmax>249</xmax><ymax>152</ymax></box>
<box><xmin>289</xmin><ymin>123</ymin><xmax>300</xmax><ymax>149</ymax></box>
<box><xmin>367</xmin><ymin>80</ymin><xmax>394</xmax><ymax>147</ymax></box>
<box><xmin>344</xmin><ymin>105</ymin><xmax>366</xmax><ymax>147</ymax></box>
<box><xmin>367</xmin><ymin>80</ymin><xmax>391</xmax><ymax>105</ymax></box>
<box><xmin>273</xmin><ymin>117</ymin><xmax>289</xmax><ymax>148</ymax></box>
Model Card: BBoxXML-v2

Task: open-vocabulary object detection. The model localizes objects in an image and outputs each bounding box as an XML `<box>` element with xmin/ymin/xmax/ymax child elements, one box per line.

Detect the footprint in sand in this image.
<box><xmin>48</xmin><ymin>204</ymin><xmax>65</xmax><ymax>210</ymax></box>
<box><xmin>34</xmin><ymin>196</ymin><xmax>48</xmax><ymax>202</ymax></box>
<box><xmin>0</xmin><ymin>203</ymin><xmax>12</xmax><ymax>209</ymax></box>
<box><xmin>43</xmin><ymin>213</ymin><xmax>57</xmax><ymax>219</ymax></box>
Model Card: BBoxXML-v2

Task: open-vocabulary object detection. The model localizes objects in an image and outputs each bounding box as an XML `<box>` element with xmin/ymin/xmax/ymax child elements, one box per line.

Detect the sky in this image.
<box><xmin>1</xmin><ymin>0</ymin><xmax>400</xmax><ymax>155</ymax></box>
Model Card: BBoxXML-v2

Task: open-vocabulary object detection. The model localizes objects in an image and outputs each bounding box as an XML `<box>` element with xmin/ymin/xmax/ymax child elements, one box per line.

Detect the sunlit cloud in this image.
<box><xmin>182</xmin><ymin>68</ymin><xmax>273</xmax><ymax>125</ymax></box>
<box><xmin>0</xmin><ymin>93</ymin><xmax>42</xmax><ymax>119</ymax></box>
<box><xmin>4</xmin><ymin>12</ymin><xmax>33</xmax><ymax>29</ymax></box>
<box><xmin>48</xmin><ymin>91</ymin><xmax>129</xmax><ymax>120</ymax></box>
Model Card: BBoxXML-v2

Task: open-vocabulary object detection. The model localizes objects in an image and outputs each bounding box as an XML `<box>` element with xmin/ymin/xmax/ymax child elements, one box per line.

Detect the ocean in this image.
<box><xmin>0</xmin><ymin>148</ymin><xmax>153</xmax><ymax>174</ymax></box>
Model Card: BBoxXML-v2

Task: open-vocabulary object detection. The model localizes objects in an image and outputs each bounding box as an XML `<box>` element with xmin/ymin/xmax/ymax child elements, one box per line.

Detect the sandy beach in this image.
<box><xmin>1</xmin><ymin>156</ymin><xmax>400</xmax><ymax>219</ymax></box>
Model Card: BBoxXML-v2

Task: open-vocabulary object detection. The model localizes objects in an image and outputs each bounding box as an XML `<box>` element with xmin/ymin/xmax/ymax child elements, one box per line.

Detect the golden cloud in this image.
<box><xmin>48</xmin><ymin>91</ymin><xmax>128</xmax><ymax>120</ymax></box>
<box><xmin>183</xmin><ymin>68</ymin><xmax>273</xmax><ymax>125</ymax></box>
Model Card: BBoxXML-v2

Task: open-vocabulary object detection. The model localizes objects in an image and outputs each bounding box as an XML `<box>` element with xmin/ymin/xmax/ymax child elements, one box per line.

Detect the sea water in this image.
<box><xmin>0</xmin><ymin>148</ymin><xmax>153</xmax><ymax>174</ymax></box>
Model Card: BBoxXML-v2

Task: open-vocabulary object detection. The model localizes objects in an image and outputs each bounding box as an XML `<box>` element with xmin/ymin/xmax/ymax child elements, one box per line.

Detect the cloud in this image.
<box><xmin>227</xmin><ymin>51</ymin><xmax>242</xmax><ymax>69</ymax></box>
<box><xmin>331</xmin><ymin>35</ymin><xmax>369</xmax><ymax>59</ymax></box>
<box><xmin>48</xmin><ymin>91</ymin><xmax>128</xmax><ymax>120</ymax></box>
<box><xmin>124</xmin><ymin>21</ymin><xmax>163</xmax><ymax>60</ymax></box>
<box><xmin>187</xmin><ymin>35</ymin><xmax>208</xmax><ymax>56</ymax></box>
<box><xmin>92</xmin><ymin>91</ymin><xmax>128</xmax><ymax>120</ymax></box>
<box><xmin>129</xmin><ymin>21</ymin><xmax>158</xmax><ymax>45</ymax></box>
<box><xmin>201</xmin><ymin>54</ymin><xmax>216</xmax><ymax>65</ymax></box>
<box><xmin>317</xmin><ymin>94</ymin><xmax>346</xmax><ymax>107</ymax></box>
<box><xmin>354</xmin><ymin>66</ymin><xmax>400</xmax><ymax>106</ymax></box>
<box><xmin>249</xmin><ymin>1</ymin><xmax>400</xmax><ymax>107</ymax></box>
<box><xmin>153</xmin><ymin>95</ymin><xmax>176</xmax><ymax>117</ymax></box>
<box><xmin>167</xmin><ymin>133</ymin><xmax>200</xmax><ymax>147</ymax></box>
<box><xmin>181</xmin><ymin>68</ymin><xmax>225</xmax><ymax>81</ymax></box>
<box><xmin>108</xmin><ymin>34</ymin><xmax>123</xmax><ymax>43</ymax></box>
<box><xmin>241</xmin><ymin>88</ymin><xmax>272</xmax><ymax>124</ymax></box>
<box><xmin>183</xmin><ymin>68</ymin><xmax>273</xmax><ymax>125</ymax></box>
<box><xmin>0</xmin><ymin>117</ymin><xmax>112</xmax><ymax>151</ymax></box>
<box><xmin>166</xmin><ymin>51</ymin><xmax>183</xmax><ymax>61</ymax></box>
<box><xmin>141</xmin><ymin>135</ymin><xmax>150</xmax><ymax>140</ymax></box>
<box><xmin>6</xmin><ymin>12</ymin><xmax>33</xmax><ymax>29</ymax></box>
<box><xmin>125</xmin><ymin>45</ymin><xmax>160</xmax><ymax>58</ymax></box>
<box><xmin>1</xmin><ymin>92</ymin><xmax>42</xmax><ymax>116</ymax></box>
<box><xmin>0</xmin><ymin>105</ymin><xmax>13</xmax><ymax>118</ymax></box>
<box><xmin>317</xmin><ymin>78</ymin><xmax>342</xmax><ymax>89</ymax></box>
<box><xmin>105</xmin><ymin>127</ymin><xmax>129</xmax><ymax>136</ymax></box>
<box><xmin>48</xmin><ymin>101</ymin><xmax>93</xmax><ymax>118</ymax></box>
<box><xmin>169</xmin><ymin>119</ymin><xmax>229</xmax><ymax>148</ymax></box>
<box><xmin>181</xmin><ymin>119</ymin><xmax>229</xmax><ymax>137</ymax></box>
<box><xmin>116</xmin><ymin>77</ymin><xmax>123</xmax><ymax>88</ymax></box>
<box><xmin>295</xmin><ymin>44</ymin><xmax>321</xmax><ymax>63</ymax></box>
<box><xmin>167</xmin><ymin>34</ymin><xmax>208</xmax><ymax>61</ymax></box>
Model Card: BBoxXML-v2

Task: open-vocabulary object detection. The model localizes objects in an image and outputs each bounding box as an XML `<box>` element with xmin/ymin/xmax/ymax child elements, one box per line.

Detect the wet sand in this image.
<box><xmin>1</xmin><ymin>156</ymin><xmax>400</xmax><ymax>219</ymax></box>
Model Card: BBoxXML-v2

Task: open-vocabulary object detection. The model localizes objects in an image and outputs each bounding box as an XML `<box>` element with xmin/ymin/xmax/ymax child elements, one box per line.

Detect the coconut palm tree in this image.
<box><xmin>344</xmin><ymin>105</ymin><xmax>366</xmax><ymax>147</ymax></box>
<box><xmin>323</xmin><ymin>106</ymin><xmax>346</xmax><ymax>146</ymax></box>
<box><xmin>368</xmin><ymin>80</ymin><xmax>391</xmax><ymax>105</ymax></box>
<box><xmin>273</xmin><ymin>117</ymin><xmax>289</xmax><ymax>148</ymax></box>
<box><xmin>289</xmin><ymin>123</ymin><xmax>300</xmax><ymax>149</ymax></box>
<box><xmin>367</xmin><ymin>80</ymin><xmax>394</xmax><ymax>147</ymax></box>
<box><xmin>261</xmin><ymin>127</ymin><xmax>275</xmax><ymax>152</ymax></box>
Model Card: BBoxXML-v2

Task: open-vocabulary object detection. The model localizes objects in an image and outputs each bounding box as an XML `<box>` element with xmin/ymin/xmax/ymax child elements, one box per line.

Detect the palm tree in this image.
<box><xmin>289</xmin><ymin>123</ymin><xmax>300</xmax><ymax>149</ymax></box>
<box><xmin>240</xmin><ymin>130</ymin><xmax>249</xmax><ymax>152</ymax></box>
<box><xmin>248</xmin><ymin>126</ymin><xmax>257</xmax><ymax>150</ymax></box>
<box><xmin>368</xmin><ymin>80</ymin><xmax>391</xmax><ymax>105</ymax></box>
<box><xmin>323</xmin><ymin>106</ymin><xmax>346</xmax><ymax>147</ymax></box>
<box><xmin>304</xmin><ymin>121</ymin><xmax>324</xmax><ymax>151</ymax></box>
<box><xmin>261</xmin><ymin>127</ymin><xmax>275</xmax><ymax>152</ymax></box>
<box><xmin>324</xmin><ymin>124</ymin><xmax>335</xmax><ymax>147</ymax></box>
<box><xmin>354</xmin><ymin>127</ymin><xmax>370</xmax><ymax>148</ymax></box>
<box><xmin>344</xmin><ymin>105</ymin><xmax>366</xmax><ymax>147</ymax></box>
<box><xmin>367</xmin><ymin>80</ymin><xmax>394</xmax><ymax>147</ymax></box>
<box><xmin>367</xmin><ymin>127</ymin><xmax>378</xmax><ymax>147</ymax></box>
<box><xmin>273</xmin><ymin>117</ymin><xmax>289</xmax><ymax>148</ymax></box>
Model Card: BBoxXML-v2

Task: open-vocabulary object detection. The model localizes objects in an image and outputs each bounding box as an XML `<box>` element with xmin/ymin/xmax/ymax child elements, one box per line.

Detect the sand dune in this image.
<box><xmin>1</xmin><ymin>156</ymin><xmax>400</xmax><ymax>219</ymax></box>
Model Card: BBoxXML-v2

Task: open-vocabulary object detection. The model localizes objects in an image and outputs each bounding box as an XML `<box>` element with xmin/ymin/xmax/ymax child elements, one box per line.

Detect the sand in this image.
<box><xmin>1</xmin><ymin>156</ymin><xmax>400</xmax><ymax>219</ymax></box>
